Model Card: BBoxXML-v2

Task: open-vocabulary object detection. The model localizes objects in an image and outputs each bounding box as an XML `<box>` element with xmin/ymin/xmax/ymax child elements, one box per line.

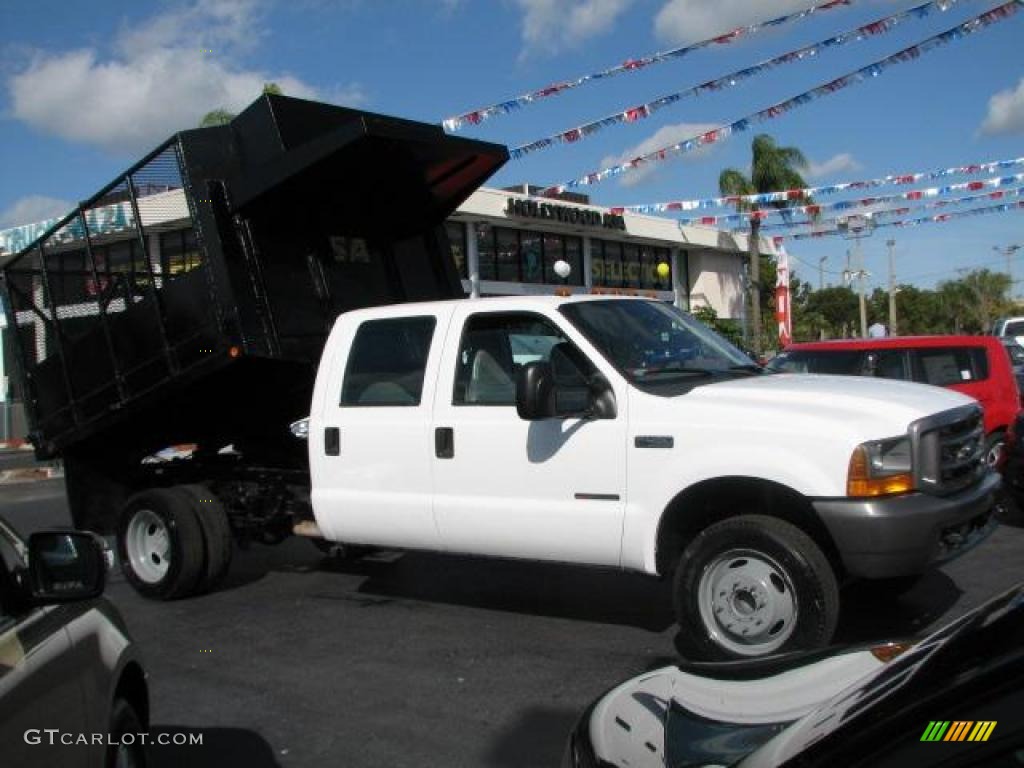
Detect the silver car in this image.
<box><xmin>0</xmin><ymin>516</ymin><xmax>149</xmax><ymax>768</ymax></box>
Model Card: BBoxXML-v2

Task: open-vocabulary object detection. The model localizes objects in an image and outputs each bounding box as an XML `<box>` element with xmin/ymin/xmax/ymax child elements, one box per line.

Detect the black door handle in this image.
<box><xmin>324</xmin><ymin>427</ymin><xmax>340</xmax><ymax>456</ymax></box>
<box><xmin>435</xmin><ymin>427</ymin><xmax>454</xmax><ymax>459</ymax></box>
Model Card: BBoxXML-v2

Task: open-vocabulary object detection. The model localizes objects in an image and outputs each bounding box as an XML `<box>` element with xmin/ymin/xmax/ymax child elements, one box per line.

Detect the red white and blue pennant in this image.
<box><xmin>511</xmin><ymin>0</ymin><xmax>966</xmax><ymax>159</ymax></box>
<box><xmin>443</xmin><ymin>0</ymin><xmax>856</xmax><ymax>133</ymax></box>
<box><xmin>542</xmin><ymin>1</ymin><xmax>1024</xmax><ymax>196</ymax></box>
<box><xmin>774</xmin><ymin>199</ymin><xmax>1024</xmax><ymax>240</ymax></box>
<box><xmin>675</xmin><ymin>173</ymin><xmax>1024</xmax><ymax>226</ymax></box>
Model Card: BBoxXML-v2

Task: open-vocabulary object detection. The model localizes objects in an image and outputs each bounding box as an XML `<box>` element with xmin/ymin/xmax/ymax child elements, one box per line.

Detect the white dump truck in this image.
<box><xmin>1</xmin><ymin>95</ymin><xmax>997</xmax><ymax>660</ymax></box>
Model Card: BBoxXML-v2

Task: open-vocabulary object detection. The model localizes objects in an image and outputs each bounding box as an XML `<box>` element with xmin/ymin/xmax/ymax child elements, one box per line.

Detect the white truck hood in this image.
<box><xmin>628</xmin><ymin>373</ymin><xmax>978</xmax><ymax>498</ymax></box>
<box><xmin>686</xmin><ymin>373</ymin><xmax>974</xmax><ymax>434</ymax></box>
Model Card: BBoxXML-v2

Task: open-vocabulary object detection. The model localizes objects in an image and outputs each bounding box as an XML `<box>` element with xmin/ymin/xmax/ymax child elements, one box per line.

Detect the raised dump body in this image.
<box><xmin>0</xmin><ymin>94</ymin><xmax>507</xmax><ymax>531</ymax></box>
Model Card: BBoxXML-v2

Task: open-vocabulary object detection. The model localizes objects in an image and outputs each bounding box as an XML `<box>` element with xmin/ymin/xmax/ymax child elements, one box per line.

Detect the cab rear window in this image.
<box><xmin>340</xmin><ymin>316</ymin><xmax>436</xmax><ymax>406</ymax></box>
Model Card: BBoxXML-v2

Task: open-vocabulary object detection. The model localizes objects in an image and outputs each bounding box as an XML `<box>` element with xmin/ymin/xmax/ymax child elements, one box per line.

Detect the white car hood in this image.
<box><xmin>672</xmin><ymin>373</ymin><xmax>975</xmax><ymax>442</ymax></box>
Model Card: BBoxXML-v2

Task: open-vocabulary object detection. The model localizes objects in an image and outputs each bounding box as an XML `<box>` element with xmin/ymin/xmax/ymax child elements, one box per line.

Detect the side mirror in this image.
<box><xmin>515</xmin><ymin>361</ymin><xmax>616</xmax><ymax>421</ymax></box>
<box><xmin>28</xmin><ymin>531</ymin><xmax>108</xmax><ymax>603</ymax></box>
<box><xmin>516</xmin><ymin>361</ymin><xmax>556</xmax><ymax>420</ymax></box>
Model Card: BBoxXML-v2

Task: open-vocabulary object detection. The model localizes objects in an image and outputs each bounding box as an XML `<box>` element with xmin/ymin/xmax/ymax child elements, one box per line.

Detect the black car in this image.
<box><xmin>0</xmin><ymin>516</ymin><xmax>149</xmax><ymax>768</ymax></box>
<box><xmin>566</xmin><ymin>584</ymin><xmax>1024</xmax><ymax>767</ymax></box>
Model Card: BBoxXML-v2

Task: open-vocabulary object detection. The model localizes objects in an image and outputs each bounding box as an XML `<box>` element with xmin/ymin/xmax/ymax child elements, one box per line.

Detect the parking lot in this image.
<box><xmin>5</xmin><ymin>477</ymin><xmax>1024</xmax><ymax>768</ymax></box>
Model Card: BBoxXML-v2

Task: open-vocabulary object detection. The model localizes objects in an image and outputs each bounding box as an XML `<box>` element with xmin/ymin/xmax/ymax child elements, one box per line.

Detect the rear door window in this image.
<box><xmin>340</xmin><ymin>316</ymin><xmax>436</xmax><ymax>406</ymax></box>
<box><xmin>912</xmin><ymin>347</ymin><xmax>988</xmax><ymax>386</ymax></box>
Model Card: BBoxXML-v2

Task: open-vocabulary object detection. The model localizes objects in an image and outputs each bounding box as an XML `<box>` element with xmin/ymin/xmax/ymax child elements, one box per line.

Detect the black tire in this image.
<box><xmin>106</xmin><ymin>698</ymin><xmax>148</xmax><ymax>768</ymax></box>
<box><xmin>673</xmin><ymin>515</ymin><xmax>839</xmax><ymax>661</ymax></box>
<box><xmin>175</xmin><ymin>484</ymin><xmax>233</xmax><ymax>594</ymax></box>
<box><xmin>117</xmin><ymin>489</ymin><xmax>205</xmax><ymax>600</ymax></box>
<box><xmin>985</xmin><ymin>431</ymin><xmax>1006</xmax><ymax>468</ymax></box>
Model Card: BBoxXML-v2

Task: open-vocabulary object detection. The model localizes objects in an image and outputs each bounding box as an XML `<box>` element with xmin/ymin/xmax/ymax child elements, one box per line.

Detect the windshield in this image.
<box><xmin>766</xmin><ymin>350</ymin><xmax>864</xmax><ymax>375</ymax></box>
<box><xmin>560</xmin><ymin>300</ymin><xmax>756</xmax><ymax>385</ymax></box>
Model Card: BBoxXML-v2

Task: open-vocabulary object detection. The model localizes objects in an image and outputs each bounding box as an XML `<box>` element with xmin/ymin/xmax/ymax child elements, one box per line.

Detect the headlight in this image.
<box><xmin>847</xmin><ymin>436</ymin><xmax>913</xmax><ymax>497</ymax></box>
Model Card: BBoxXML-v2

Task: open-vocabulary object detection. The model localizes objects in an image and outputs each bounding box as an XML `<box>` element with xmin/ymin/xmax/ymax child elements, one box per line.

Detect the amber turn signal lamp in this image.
<box><xmin>870</xmin><ymin>641</ymin><xmax>913</xmax><ymax>663</ymax></box>
<box><xmin>847</xmin><ymin>446</ymin><xmax>913</xmax><ymax>497</ymax></box>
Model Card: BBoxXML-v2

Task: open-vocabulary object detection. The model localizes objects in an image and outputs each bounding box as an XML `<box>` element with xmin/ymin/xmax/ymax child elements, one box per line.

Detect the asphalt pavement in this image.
<box><xmin>3</xmin><ymin>477</ymin><xmax>1023</xmax><ymax>767</ymax></box>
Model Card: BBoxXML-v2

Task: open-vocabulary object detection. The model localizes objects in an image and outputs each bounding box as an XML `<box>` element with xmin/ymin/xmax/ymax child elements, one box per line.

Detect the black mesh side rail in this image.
<box><xmin>1</xmin><ymin>139</ymin><xmax>223</xmax><ymax>452</ymax></box>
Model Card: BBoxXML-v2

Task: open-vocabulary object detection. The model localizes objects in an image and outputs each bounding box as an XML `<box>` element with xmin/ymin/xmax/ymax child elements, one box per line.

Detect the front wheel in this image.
<box><xmin>673</xmin><ymin>515</ymin><xmax>839</xmax><ymax>660</ymax></box>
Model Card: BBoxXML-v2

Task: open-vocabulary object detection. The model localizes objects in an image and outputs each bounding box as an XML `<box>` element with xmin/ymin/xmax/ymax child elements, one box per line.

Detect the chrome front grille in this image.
<box><xmin>910</xmin><ymin>405</ymin><xmax>986</xmax><ymax>495</ymax></box>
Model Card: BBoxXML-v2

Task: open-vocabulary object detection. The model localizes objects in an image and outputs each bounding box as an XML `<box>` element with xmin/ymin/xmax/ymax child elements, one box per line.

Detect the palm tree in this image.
<box><xmin>719</xmin><ymin>135</ymin><xmax>809</xmax><ymax>353</ymax></box>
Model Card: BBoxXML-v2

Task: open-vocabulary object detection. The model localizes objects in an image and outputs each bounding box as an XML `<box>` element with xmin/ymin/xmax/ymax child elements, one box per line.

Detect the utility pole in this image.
<box><xmin>818</xmin><ymin>255</ymin><xmax>828</xmax><ymax>291</ymax></box>
<box><xmin>856</xmin><ymin>235</ymin><xmax>867</xmax><ymax>339</ymax></box>
<box><xmin>994</xmin><ymin>244</ymin><xmax>1021</xmax><ymax>301</ymax></box>
<box><xmin>887</xmin><ymin>239</ymin><xmax>897</xmax><ymax>336</ymax></box>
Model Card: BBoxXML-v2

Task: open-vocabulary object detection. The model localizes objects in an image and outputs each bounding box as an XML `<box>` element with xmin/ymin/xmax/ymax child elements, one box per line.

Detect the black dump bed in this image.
<box><xmin>0</xmin><ymin>95</ymin><xmax>507</xmax><ymax>462</ymax></box>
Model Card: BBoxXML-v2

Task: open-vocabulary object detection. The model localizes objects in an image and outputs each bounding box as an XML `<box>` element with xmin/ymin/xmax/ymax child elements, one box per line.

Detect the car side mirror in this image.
<box><xmin>28</xmin><ymin>531</ymin><xmax>108</xmax><ymax>603</ymax></box>
<box><xmin>515</xmin><ymin>362</ymin><xmax>616</xmax><ymax>421</ymax></box>
<box><xmin>516</xmin><ymin>361</ymin><xmax>556</xmax><ymax>420</ymax></box>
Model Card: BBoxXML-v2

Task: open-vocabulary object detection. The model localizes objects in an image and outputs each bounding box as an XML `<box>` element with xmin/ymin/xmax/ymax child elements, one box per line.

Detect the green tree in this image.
<box><xmin>690</xmin><ymin>304</ymin><xmax>745</xmax><ymax>349</ymax></box>
<box><xmin>937</xmin><ymin>269</ymin><xmax>1012</xmax><ymax>333</ymax></box>
<box><xmin>803</xmin><ymin>286</ymin><xmax>859</xmax><ymax>339</ymax></box>
<box><xmin>198</xmin><ymin>108</ymin><xmax>234</xmax><ymax>128</ymax></box>
<box><xmin>719</xmin><ymin>135</ymin><xmax>810</xmax><ymax>353</ymax></box>
<box><xmin>199</xmin><ymin>82</ymin><xmax>284</xmax><ymax>128</ymax></box>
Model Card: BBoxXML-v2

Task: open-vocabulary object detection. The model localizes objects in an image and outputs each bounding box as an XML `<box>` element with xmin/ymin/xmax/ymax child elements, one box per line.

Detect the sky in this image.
<box><xmin>0</xmin><ymin>0</ymin><xmax>1022</xmax><ymax>294</ymax></box>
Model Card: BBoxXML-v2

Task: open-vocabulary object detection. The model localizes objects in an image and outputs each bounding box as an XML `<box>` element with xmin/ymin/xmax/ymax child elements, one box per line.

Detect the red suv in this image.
<box><xmin>767</xmin><ymin>335</ymin><xmax>1021</xmax><ymax>464</ymax></box>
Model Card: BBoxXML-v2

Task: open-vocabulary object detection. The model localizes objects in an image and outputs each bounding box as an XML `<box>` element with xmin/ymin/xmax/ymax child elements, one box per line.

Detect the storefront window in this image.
<box><xmin>521</xmin><ymin>232</ymin><xmax>543</xmax><ymax>283</ymax></box>
<box><xmin>445</xmin><ymin>221</ymin><xmax>468</xmax><ymax>278</ymax></box>
<box><xmin>591</xmin><ymin>239</ymin><xmax>672</xmax><ymax>290</ymax></box>
<box><xmin>623</xmin><ymin>244</ymin><xmax>641</xmax><ymax>288</ymax></box>
<box><xmin>495</xmin><ymin>227</ymin><xmax>520</xmax><ymax>282</ymax></box>
<box><xmin>563</xmin><ymin>237</ymin><xmax>582</xmax><ymax>285</ymax></box>
<box><xmin>476</xmin><ymin>223</ymin><xmax>496</xmax><ymax>280</ymax></box>
<box><xmin>160</xmin><ymin>229</ymin><xmax>202</xmax><ymax>275</ymax></box>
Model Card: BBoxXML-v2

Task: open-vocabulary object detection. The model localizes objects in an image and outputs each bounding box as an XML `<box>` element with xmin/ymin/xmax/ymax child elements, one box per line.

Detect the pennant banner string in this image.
<box><xmin>442</xmin><ymin>0</ymin><xmax>856</xmax><ymax>133</ymax></box>
<box><xmin>774</xmin><ymin>199</ymin><xmax>1024</xmax><ymax>241</ymax></box>
<box><xmin>756</xmin><ymin>184</ymin><xmax>1024</xmax><ymax>232</ymax></box>
<box><xmin>542</xmin><ymin>0</ymin><xmax>1024</xmax><ymax>197</ymax></box>
<box><xmin>619</xmin><ymin>156</ymin><xmax>1024</xmax><ymax>214</ymax></box>
<box><xmin>511</xmin><ymin>0</ymin><xmax>964</xmax><ymax>159</ymax></box>
<box><xmin>676</xmin><ymin>173</ymin><xmax>1024</xmax><ymax>225</ymax></box>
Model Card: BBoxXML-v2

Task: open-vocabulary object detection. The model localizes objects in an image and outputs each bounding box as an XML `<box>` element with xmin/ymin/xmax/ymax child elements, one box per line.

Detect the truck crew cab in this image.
<box><xmin>0</xmin><ymin>96</ymin><xmax>998</xmax><ymax>660</ymax></box>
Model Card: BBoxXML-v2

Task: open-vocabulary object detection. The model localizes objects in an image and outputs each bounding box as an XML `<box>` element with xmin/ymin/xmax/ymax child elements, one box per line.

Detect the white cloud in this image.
<box><xmin>599</xmin><ymin>121</ymin><xmax>719</xmax><ymax>187</ymax></box>
<box><xmin>654</xmin><ymin>0</ymin><xmax>808</xmax><ymax>43</ymax></box>
<box><xmin>0</xmin><ymin>195</ymin><xmax>72</xmax><ymax>228</ymax></box>
<box><xmin>804</xmin><ymin>152</ymin><xmax>861</xmax><ymax>180</ymax></box>
<box><xmin>516</xmin><ymin>0</ymin><xmax>635</xmax><ymax>58</ymax></box>
<box><xmin>6</xmin><ymin>0</ymin><xmax>364</xmax><ymax>154</ymax></box>
<box><xmin>980</xmin><ymin>77</ymin><xmax>1024</xmax><ymax>135</ymax></box>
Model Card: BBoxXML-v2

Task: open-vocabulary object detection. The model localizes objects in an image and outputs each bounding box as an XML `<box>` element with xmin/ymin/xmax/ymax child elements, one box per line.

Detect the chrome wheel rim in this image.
<box><xmin>698</xmin><ymin>549</ymin><xmax>798</xmax><ymax>656</ymax></box>
<box><xmin>125</xmin><ymin>508</ymin><xmax>170</xmax><ymax>584</ymax></box>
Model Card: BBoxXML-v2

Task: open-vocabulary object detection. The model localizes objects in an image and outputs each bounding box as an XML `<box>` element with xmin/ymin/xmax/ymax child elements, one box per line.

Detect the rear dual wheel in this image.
<box><xmin>118</xmin><ymin>485</ymin><xmax>233</xmax><ymax>600</ymax></box>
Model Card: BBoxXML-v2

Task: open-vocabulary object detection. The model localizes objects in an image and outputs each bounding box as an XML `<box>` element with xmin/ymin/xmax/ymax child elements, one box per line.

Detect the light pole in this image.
<box><xmin>994</xmin><ymin>244</ymin><xmax>1021</xmax><ymax>301</ymax></box>
<box><xmin>839</xmin><ymin>214</ymin><xmax>874</xmax><ymax>338</ymax></box>
<box><xmin>887</xmin><ymin>239</ymin><xmax>897</xmax><ymax>336</ymax></box>
<box><xmin>818</xmin><ymin>255</ymin><xmax>828</xmax><ymax>290</ymax></box>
